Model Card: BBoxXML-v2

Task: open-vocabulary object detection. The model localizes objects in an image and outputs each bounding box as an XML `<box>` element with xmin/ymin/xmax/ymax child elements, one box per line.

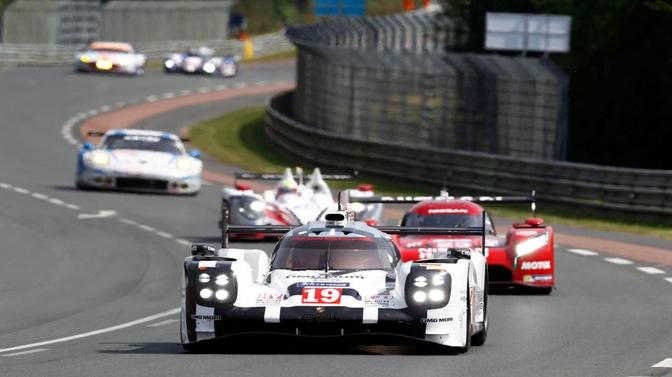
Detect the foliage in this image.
<box><xmin>439</xmin><ymin>0</ymin><xmax>672</xmax><ymax>169</ymax></box>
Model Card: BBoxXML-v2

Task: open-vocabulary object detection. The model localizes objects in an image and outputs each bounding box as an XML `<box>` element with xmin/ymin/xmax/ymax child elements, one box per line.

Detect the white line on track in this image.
<box><xmin>147</xmin><ymin>319</ymin><xmax>179</xmax><ymax>327</ymax></box>
<box><xmin>119</xmin><ymin>218</ymin><xmax>137</xmax><ymax>226</ymax></box>
<box><xmin>652</xmin><ymin>358</ymin><xmax>672</xmax><ymax>368</ymax></box>
<box><xmin>567</xmin><ymin>248</ymin><xmax>599</xmax><ymax>256</ymax></box>
<box><xmin>197</xmin><ymin>87</ymin><xmax>211</xmax><ymax>93</ymax></box>
<box><xmin>64</xmin><ymin>204</ymin><xmax>80</xmax><ymax>210</ymax></box>
<box><xmin>604</xmin><ymin>257</ymin><xmax>633</xmax><ymax>265</ymax></box>
<box><xmin>88</xmin><ymin>109</ymin><xmax>98</xmax><ymax>116</ymax></box>
<box><xmin>138</xmin><ymin>224</ymin><xmax>155</xmax><ymax>232</ymax></box>
<box><xmin>215</xmin><ymin>85</ymin><xmax>227</xmax><ymax>90</ymax></box>
<box><xmin>234</xmin><ymin>83</ymin><xmax>247</xmax><ymax>88</ymax></box>
<box><xmin>0</xmin><ymin>182</ymin><xmax>11</xmax><ymax>189</ymax></box>
<box><xmin>666</xmin><ymin>278</ymin><xmax>672</xmax><ymax>284</ymax></box>
<box><xmin>31</xmin><ymin>193</ymin><xmax>48</xmax><ymax>200</ymax></box>
<box><xmin>255</xmin><ymin>81</ymin><xmax>268</xmax><ymax>86</ymax></box>
<box><xmin>201</xmin><ymin>180</ymin><xmax>213</xmax><ymax>186</ymax></box>
<box><xmin>0</xmin><ymin>308</ymin><xmax>180</xmax><ymax>354</ymax></box>
<box><xmin>48</xmin><ymin>198</ymin><xmax>64</xmax><ymax>205</ymax></box>
<box><xmin>13</xmin><ymin>187</ymin><xmax>29</xmax><ymax>194</ymax></box>
<box><xmin>146</xmin><ymin>95</ymin><xmax>158</xmax><ymax>102</ymax></box>
<box><xmin>180</xmin><ymin>89</ymin><xmax>191</xmax><ymax>95</ymax></box>
<box><xmin>162</xmin><ymin>92</ymin><xmax>175</xmax><ymax>99</ymax></box>
<box><xmin>115</xmin><ymin>101</ymin><xmax>126</xmax><ymax>107</ymax></box>
<box><xmin>1</xmin><ymin>349</ymin><xmax>50</xmax><ymax>357</ymax></box>
<box><xmin>175</xmin><ymin>239</ymin><xmax>192</xmax><ymax>246</ymax></box>
<box><xmin>274</xmin><ymin>80</ymin><xmax>286</xmax><ymax>85</ymax></box>
<box><xmin>156</xmin><ymin>231</ymin><xmax>173</xmax><ymax>239</ymax></box>
<box><xmin>636</xmin><ymin>267</ymin><xmax>666</xmax><ymax>274</ymax></box>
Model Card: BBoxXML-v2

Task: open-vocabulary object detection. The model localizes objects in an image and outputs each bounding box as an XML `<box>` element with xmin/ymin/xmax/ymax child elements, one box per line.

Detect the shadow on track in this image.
<box><xmin>97</xmin><ymin>341</ymin><xmax>449</xmax><ymax>356</ymax></box>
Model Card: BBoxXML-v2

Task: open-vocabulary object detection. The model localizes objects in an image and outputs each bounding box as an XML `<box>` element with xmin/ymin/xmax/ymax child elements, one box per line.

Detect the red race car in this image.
<box><xmin>351</xmin><ymin>191</ymin><xmax>554</xmax><ymax>294</ymax></box>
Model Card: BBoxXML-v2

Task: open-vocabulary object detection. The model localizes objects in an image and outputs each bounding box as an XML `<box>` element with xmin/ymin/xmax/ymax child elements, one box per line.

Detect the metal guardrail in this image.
<box><xmin>0</xmin><ymin>32</ymin><xmax>294</xmax><ymax>65</ymax></box>
<box><xmin>266</xmin><ymin>91</ymin><xmax>672</xmax><ymax>221</ymax></box>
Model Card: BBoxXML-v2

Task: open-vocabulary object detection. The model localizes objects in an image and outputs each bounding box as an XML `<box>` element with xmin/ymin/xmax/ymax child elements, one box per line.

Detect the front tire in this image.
<box><xmin>457</xmin><ymin>279</ymin><xmax>472</xmax><ymax>354</ymax></box>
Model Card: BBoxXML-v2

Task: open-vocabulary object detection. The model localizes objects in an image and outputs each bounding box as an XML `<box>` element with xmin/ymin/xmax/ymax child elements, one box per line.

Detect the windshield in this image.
<box><xmin>270</xmin><ymin>236</ymin><xmax>394</xmax><ymax>271</ymax></box>
<box><xmin>91</xmin><ymin>48</ymin><xmax>130</xmax><ymax>54</ymax></box>
<box><xmin>101</xmin><ymin>134</ymin><xmax>184</xmax><ymax>154</ymax></box>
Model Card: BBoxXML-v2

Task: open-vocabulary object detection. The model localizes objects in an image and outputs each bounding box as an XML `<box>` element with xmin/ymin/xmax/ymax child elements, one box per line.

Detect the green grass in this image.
<box><xmin>188</xmin><ymin>106</ymin><xmax>672</xmax><ymax>240</ymax></box>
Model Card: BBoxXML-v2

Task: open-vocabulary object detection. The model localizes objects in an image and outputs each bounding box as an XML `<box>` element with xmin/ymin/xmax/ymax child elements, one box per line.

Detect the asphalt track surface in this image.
<box><xmin>0</xmin><ymin>65</ymin><xmax>671</xmax><ymax>377</ymax></box>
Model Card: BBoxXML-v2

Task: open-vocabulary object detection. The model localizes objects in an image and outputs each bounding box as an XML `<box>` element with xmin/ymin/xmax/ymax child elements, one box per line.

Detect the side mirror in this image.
<box><xmin>82</xmin><ymin>142</ymin><xmax>95</xmax><ymax>150</ymax></box>
<box><xmin>189</xmin><ymin>149</ymin><xmax>201</xmax><ymax>159</ymax></box>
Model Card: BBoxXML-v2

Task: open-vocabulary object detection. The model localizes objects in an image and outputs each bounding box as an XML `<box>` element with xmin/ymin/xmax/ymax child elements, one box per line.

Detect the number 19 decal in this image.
<box><xmin>301</xmin><ymin>288</ymin><xmax>342</xmax><ymax>304</ymax></box>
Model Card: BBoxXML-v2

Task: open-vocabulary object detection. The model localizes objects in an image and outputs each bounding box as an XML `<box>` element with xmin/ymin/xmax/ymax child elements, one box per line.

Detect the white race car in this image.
<box><xmin>75</xmin><ymin>129</ymin><xmax>202</xmax><ymax>195</ymax></box>
<box><xmin>164</xmin><ymin>46</ymin><xmax>239</xmax><ymax>77</ymax></box>
<box><xmin>181</xmin><ymin>208</ymin><xmax>489</xmax><ymax>352</ymax></box>
<box><xmin>219</xmin><ymin>167</ymin><xmax>384</xmax><ymax>239</ymax></box>
<box><xmin>74</xmin><ymin>41</ymin><xmax>145</xmax><ymax>76</ymax></box>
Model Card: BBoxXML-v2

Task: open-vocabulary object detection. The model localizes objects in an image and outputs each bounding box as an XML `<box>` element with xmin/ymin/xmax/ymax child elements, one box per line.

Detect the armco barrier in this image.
<box><xmin>265</xmin><ymin>91</ymin><xmax>672</xmax><ymax>221</ymax></box>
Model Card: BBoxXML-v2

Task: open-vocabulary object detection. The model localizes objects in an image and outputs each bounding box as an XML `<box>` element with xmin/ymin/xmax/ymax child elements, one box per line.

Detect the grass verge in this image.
<box><xmin>188</xmin><ymin>106</ymin><xmax>672</xmax><ymax>240</ymax></box>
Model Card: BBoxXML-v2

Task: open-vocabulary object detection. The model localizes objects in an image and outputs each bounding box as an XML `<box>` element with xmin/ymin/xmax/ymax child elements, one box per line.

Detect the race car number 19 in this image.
<box><xmin>301</xmin><ymin>288</ymin><xmax>342</xmax><ymax>304</ymax></box>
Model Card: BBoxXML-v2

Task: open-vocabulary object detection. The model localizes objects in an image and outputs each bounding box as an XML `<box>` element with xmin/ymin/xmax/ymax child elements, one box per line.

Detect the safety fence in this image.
<box><xmin>0</xmin><ymin>32</ymin><xmax>294</xmax><ymax>66</ymax></box>
<box><xmin>266</xmin><ymin>92</ymin><xmax>672</xmax><ymax>221</ymax></box>
<box><xmin>286</xmin><ymin>10</ymin><xmax>569</xmax><ymax>161</ymax></box>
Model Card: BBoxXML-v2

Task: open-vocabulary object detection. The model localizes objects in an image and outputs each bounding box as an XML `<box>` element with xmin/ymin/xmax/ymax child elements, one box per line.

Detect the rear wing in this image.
<box><xmin>350</xmin><ymin>191</ymin><xmax>537</xmax><ymax>217</ymax></box>
<box><xmin>220</xmin><ymin>201</ymin><xmax>487</xmax><ymax>249</ymax></box>
<box><xmin>234</xmin><ymin>170</ymin><xmax>358</xmax><ymax>186</ymax></box>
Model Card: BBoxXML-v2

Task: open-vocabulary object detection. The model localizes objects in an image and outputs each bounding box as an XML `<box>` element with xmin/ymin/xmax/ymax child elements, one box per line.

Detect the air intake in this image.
<box><xmin>325</xmin><ymin>213</ymin><xmax>346</xmax><ymax>222</ymax></box>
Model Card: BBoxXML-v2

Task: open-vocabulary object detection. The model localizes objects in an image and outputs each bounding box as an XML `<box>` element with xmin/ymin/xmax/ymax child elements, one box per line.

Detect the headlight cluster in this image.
<box><xmin>196</xmin><ymin>272</ymin><xmax>236</xmax><ymax>304</ymax></box>
<box><xmin>203</xmin><ymin>62</ymin><xmax>216</xmax><ymax>73</ymax></box>
<box><xmin>90</xmin><ymin>151</ymin><xmax>110</xmax><ymax>166</ymax></box>
<box><xmin>405</xmin><ymin>270</ymin><xmax>451</xmax><ymax>309</ymax></box>
<box><xmin>231</xmin><ymin>196</ymin><xmax>266</xmax><ymax>220</ymax></box>
<box><xmin>515</xmin><ymin>232</ymin><xmax>549</xmax><ymax>257</ymax></box>
<box><xmin>175</xmin><ymin>157</ymin><xmax>193</xmax><ymax>171</ymax></box>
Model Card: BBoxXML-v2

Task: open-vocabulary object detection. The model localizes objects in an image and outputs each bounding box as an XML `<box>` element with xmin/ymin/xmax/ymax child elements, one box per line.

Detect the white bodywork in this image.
<box><xmin>221</xmin><ymin>168</ymin><xmax>384</xmax><ymax>230</ymax></box>
<box><xmin>76</xmin><ymin>129</ymin><xmax>202</xmax><ymax>195</ymax></box>
<box><xmin>181</xmin><ymin>219</ymin><xmax>488</xmax><ymax>350</ymax></box>
<box><xmin>74</xmin><ymin>41</ymin><xmax>145</xmax><ymax>75</ymax></box>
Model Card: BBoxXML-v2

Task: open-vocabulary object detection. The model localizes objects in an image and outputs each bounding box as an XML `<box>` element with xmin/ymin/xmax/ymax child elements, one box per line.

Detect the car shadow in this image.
<box><xmin>96</xmin><ymin>341</ymin><xmax>447</xmax><ymax>356</ymax></box>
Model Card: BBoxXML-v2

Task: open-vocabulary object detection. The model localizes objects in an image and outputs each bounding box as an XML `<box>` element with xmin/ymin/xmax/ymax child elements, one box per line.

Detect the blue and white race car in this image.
<box><xmin>75</xmin><ymin>129</ymin><xmax>203</xmax><ymax>195</ymax></box>
<box><xmin>164</xmin><ymin>46</ymin><xmax>239</xmax><ymax>77</ymax></box>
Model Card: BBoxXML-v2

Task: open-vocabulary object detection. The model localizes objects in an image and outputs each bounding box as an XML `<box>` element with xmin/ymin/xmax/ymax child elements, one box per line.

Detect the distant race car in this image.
<box><xmin>351</xmin><ymin>191</ymin><xmax>555</xmax><ymax>294</ymax></box>
<box><xmin>75</xmin><ymin>129</ymin><xmax>203</xmax><ymax>195</ymax></box>
<box><xmin>218</xmin><ymin>167</ymin><xmax>384</xmax><ymax>239</ymax></box>
<box><xmin>163</xmin><ymin>46</ymin><xmax>239</xmax><ymax>77</ymax></box>
<box><xmin>74</xmin><ymin>41</ymin><xmax>145</xmax><ymax>76</ymax></box>
<box><xmin>181</xmin><ymin>207</ymin><xmax>489</xmax><ymax>353</ymax></box>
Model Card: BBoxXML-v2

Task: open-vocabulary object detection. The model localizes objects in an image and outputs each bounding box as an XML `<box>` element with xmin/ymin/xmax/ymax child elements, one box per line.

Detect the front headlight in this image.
<box><xmin>405</xmin><ymin>270</ymin><xmax>451</xmax><ymax>309</ymax></box>
<box><xmin>164</xmin><ymin>60</ymin><xmax>174</xmax><ymax>68</ymax></box>
<box><xmin>91</xmin><ymin>151</ymin><xmax>110</xmax><ymax>166</ymax></box>
<box><xmin>203</xmin><ymin>62</ymin><xmax>215</xmax><ymax>73</ymax></box>
<box><xmin>80</xmin><ymin>56</ymin><xmax>90</xmax><ymax>63</ymax></box>
<box><xmin>176</xmin><ymin>157</ymin><xmax>192</xmax><ymax>171</ymax></box>
<box><xmin>195</xmin><ymin>270</ymin><xmax>237</xmax><ymax>304</ymax></box>
<box><xmin>231</xmin><ymin>196</ymin><xmax>266</xmax><ymax>220</ymax></box>
<box><xmin>515</xmin><ymin>232</ymin><xmax>549</xmax><ymax>257</ymax></box>
<box><xmin>118</xmin><ymin>57</ymin><xmax>130</xmax><ymax>66</ymax></box>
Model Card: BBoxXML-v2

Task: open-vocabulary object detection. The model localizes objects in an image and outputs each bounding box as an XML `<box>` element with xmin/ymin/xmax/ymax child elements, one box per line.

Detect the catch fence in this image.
<box><xmin>285</xmin><ymin>10</ymin><xmax>569</xmax><ymax>161</ymax></box>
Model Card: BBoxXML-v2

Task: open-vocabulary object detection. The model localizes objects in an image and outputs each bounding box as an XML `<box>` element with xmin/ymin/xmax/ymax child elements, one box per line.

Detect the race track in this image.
<box><xmin>0</xmin><ymin>65</ymin><xmax>671</xmax><ymax>377</ymax></box>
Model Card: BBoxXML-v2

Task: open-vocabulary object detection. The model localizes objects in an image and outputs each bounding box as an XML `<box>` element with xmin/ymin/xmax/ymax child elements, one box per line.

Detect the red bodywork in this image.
<box><xmin>392</xmin><ymin>200</ymin><xmax>554</xmax><ymax>291</ymax></box>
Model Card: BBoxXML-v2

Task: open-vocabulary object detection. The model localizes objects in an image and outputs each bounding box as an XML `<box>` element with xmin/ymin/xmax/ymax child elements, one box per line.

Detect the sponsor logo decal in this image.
<box><xmin>421</xmin><ymin>317</ymin><xmax>453</xmax><ymax>323</ymax></box>
<box><xmin>520</xmin><ymin>261</ymin><xmax>552</xmax><ymax>270</ymax></box>
<box><xmin>286</xmin><ymin>274</ymin><xmax>364</xmax><ymax>279</ymax></box>
<box><xmin>365</xmin><ymin>294</ymin><xmax>392</xmax><ymax>308</ymax></box>
<box><xmin>256</xmin><ymin>293</ymin><xmax>283</xmax><ymax>306</ymax></box>
<box><xmin>191</xmin><ymin>314</ymin><xmax>221</xmax><ymax>320</ymax></box>
<box><xmin>523</xmin><ymin>274</ymin><xmax>553</xmax><ymax>283</ymax></box>
<box><xmin>297</xmin><ymin>282</ymin><xmax>350</xmax><ymax>288</ymax></box>
<box><xmin>427</xmin><ymin>208</ymin><xmax>469</xmax><ymax>214</ymax></box>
